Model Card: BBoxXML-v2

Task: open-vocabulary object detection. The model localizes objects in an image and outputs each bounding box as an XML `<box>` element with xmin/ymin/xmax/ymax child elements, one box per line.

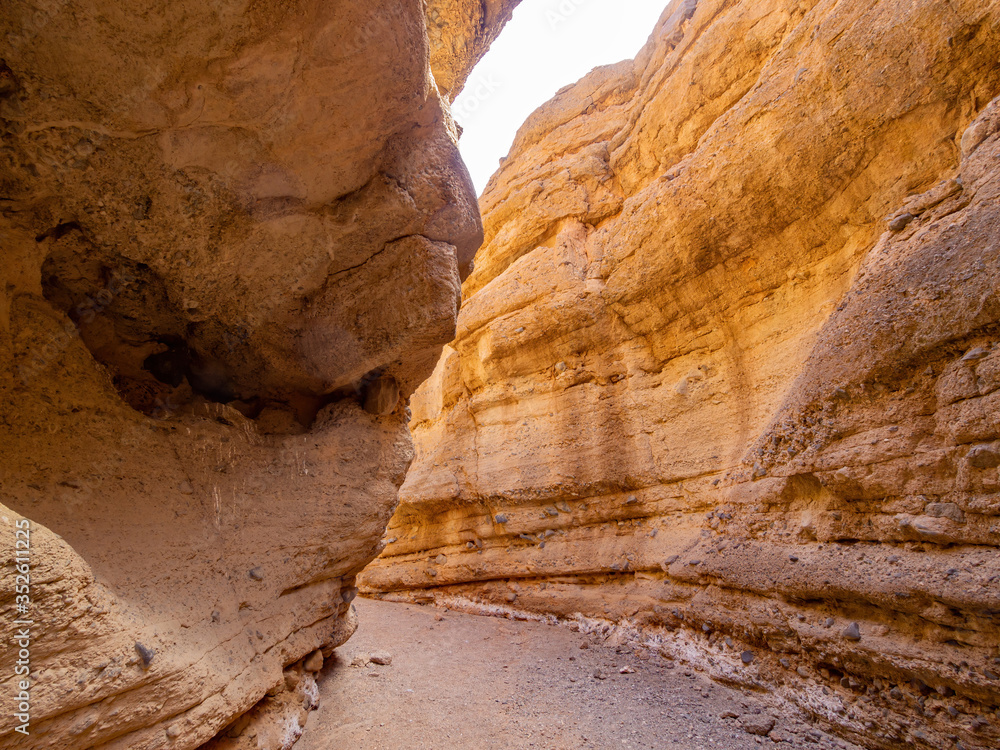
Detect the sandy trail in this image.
<box><xmin>296</xmin><ymin>598</ymin><xmax>861</xmax><ymax>750</ymax></box>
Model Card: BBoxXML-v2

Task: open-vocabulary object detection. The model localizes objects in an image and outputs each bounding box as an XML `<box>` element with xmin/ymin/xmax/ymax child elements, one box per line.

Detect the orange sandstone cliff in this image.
<box><xmin>0</xmin><ymin>1</ymin><xmax>516</xmax><ymax>748</ymax></box>
<box><xmin>361</xmin><ymin>1</ymin><xmax>1000</xmax><ymax>748</ymax></box>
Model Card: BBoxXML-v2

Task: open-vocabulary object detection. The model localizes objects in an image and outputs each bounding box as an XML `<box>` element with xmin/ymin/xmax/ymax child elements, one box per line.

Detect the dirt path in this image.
<box><xmin>296</xmin><ymin>598</ymin><xmax>861</xmax><ymax>750</ymax></box>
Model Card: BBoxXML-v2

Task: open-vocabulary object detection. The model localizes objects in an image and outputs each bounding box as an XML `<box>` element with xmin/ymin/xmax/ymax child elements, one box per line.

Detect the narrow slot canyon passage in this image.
<box><xmin>2</xmin><ymin>1</ymin><xmax>999</xmax><ymax>749</ymax></box>
<box><xmin>298</xmin><ymin>599</ymin><xmax>862</xmax><ymax>750</ymax></box>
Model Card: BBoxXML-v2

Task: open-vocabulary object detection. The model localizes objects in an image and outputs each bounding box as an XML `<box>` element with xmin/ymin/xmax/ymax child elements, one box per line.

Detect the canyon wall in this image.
<box><xmin>426</xmin><ymin>0</ymin><xmax>522</xmax><ymax>101</ymax></box>
<box><xmin>0</xmin><ymin>1</ymin><xmax>513</xmax><ymax>748</ymax></box>
<box><xmin>361</xmin><ymin>1</ymin><xmax>1000</xmax><ymax>748</ymax></box>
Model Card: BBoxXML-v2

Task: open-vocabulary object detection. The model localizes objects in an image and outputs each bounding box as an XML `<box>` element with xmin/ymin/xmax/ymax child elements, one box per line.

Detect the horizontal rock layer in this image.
<box><xmin>0</xmin><ymin>1</ymin><xmax>497</xmax><ymax>748</ymax></box>
<box><xmin>361</xmin><ymin>1</ymin><xmax>1000</xmax><ymax>747</ymax></box>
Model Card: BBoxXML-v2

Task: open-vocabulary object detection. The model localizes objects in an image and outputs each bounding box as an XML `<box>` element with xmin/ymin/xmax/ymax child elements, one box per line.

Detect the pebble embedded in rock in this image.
<box><xmin>248</xmin><ymin>567</ymin><xmax>264</xmax><ymax>581</ymax></box>
<box><xmin>842</xmin><ymin>622</ymin><xmax>862</xmax><ymax>641</ymax></box>
<box><xmin>888</xmin><ymin>212</ymin><xmax>915</xmax><ymax>231</ymax></box>
<box><xmin>962</xmin><ymin>346</ymin><xmax>990</xmax><ymax>361</ymax></box>
<box><xmin>741</xmin><ymin>651</ymin><xmax>754</xmax><ymax>664</ymax></box>
<box><xmin>304</xmin><ymin>649</ymin><xmax>324</xmax><ymax>673</ymax></box>
<box><xmin>925</xmin><ymin>501</ymin><xmax>965</xmax><ymax>522</ymax></box>
<box><xmin>135</xmin><ymin>642</ymin><xmax>155</xmax><ymax>669</ymax></box>
<box><xmin>494</xmin><ymin>514</ymin><xmax>508</xmax><ymax>524</ymax></box>
<box><xmin>968</xmin><ymin>445</ymin><xmax>1000</xmax><ymax>469</ymax></box>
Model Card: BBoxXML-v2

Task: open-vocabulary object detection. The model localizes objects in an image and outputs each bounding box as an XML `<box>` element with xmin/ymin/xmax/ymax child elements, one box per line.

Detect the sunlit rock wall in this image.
<box><xmin>362</xmin><ymin>1</ymin><xmax>1000</xmax><ymax>747</ymax></box>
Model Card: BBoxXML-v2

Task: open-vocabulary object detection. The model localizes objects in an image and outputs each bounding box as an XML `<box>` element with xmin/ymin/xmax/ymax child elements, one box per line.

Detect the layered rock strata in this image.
<box><xmin>361</xmin><ymin>1</ymin><xmax>1000</xmax><ymax>747</ymax></box>
<box><xmin>0</xmin><ymin>1</ymin><xmax>501</xmax><ymax>747</ymax></box>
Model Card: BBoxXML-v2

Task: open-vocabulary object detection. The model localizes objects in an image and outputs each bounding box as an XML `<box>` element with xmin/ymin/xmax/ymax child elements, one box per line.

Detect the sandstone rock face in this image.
<box><xmin>0</xmin><ymin>1</ymin><xmax>494</xmax><ymax>748</ymax></box>
<box><xmin>426</xmin><ymin>0</ymin><xmax>522</xmax><ymax>101</ymax></box>
<box><xmin>361</xmin><ymin>1</ymin><xmax>1000</xmax><ymax>747</ymax></box>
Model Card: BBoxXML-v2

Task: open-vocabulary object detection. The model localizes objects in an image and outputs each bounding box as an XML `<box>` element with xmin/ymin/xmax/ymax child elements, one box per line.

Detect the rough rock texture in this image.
<box><xmin>361</xmin><ymin>1</ymin><xmax>1000</xmax><ymax>748</ymax></box>
<box><xmin>0</xmin><ymin>1</ymin><xmax>499</xmax><ymax>748</ymax></box>
<box><xmin>426</xmin><ymin>0</ymin><xmax>522</xmax><ymax>101</ymax></box>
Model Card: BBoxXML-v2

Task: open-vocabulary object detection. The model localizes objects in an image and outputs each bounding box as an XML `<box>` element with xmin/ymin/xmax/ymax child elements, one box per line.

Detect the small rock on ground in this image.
<box><xmin>741</xmin><ymin>715</ymin><xmax>776</xmax><ymax>736</ymax></box>
<box><xmin>369</xmin><ymin>651</ymin><xmax>393</xmax><ymax>666</ymax></box>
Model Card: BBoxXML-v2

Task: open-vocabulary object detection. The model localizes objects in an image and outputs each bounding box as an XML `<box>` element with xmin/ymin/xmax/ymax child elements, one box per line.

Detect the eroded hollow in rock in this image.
<box><xmin>38</xmin><ymin>227</ymin><xmax>393</xmax><ymax>432</ymax></box>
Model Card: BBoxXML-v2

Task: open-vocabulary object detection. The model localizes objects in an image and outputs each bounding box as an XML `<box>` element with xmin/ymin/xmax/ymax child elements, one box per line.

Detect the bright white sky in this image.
<box><xmin>452</xmin><ymin>0</ymin><xmax>667</xmax><ymax>195</ymax></box>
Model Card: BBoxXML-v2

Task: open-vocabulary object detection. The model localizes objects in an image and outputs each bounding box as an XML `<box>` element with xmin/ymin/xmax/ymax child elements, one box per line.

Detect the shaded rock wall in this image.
<box><xmin>361</xmin><ymin>1</ymin><xmax>1000</xmax><ymax>747</ymax></box>
<box><xmin>427</xmin><ymin>0</ymin><xmax>522</xmax><ymax>101</ymax></box>
<box><xmin>0</xmin><ymin>1</ymin><xmax>499</xmax><ymax>748</ymax></box>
